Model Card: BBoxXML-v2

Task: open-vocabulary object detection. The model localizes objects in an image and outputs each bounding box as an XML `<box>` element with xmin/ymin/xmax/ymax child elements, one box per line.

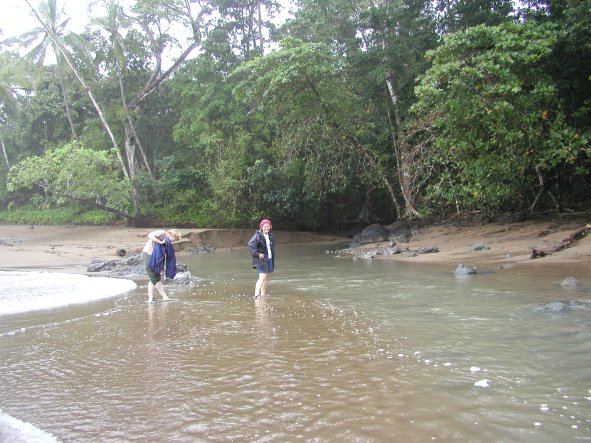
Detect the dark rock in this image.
<box><xmin>416</xmin><ymin>245</ymin><xmax>439</xmax><ymax>254</ymax></box>
<box><xmin>186</xmin><ymin>245</ymin><xmax>216</xmax><ymax>254</ymax></box>
<box><xmin>536</xmin><ymin>302</ymin><xmax>568</xmax><ymax>312</ymax></box>
<box><xmin>387</xmin><ymin>221</ymin><xmax>412</xmax><ymax>243</ymax></box>
<box><xmin>560</xmin><ymin>277</ymin><xmax>580</xmax><ymax>288</ymax></box>
<box><xmin>87</xmin><ymin>253</ymin><xmax>197</xmax><ymax>285</ymax></box>
<box><xmin>351</xmin><ymin>224</ymin><xmax>389</xmax><ymax>246</ymax></box>
<box><xmin>0</xmin><ymin>238</ymin><xmax>18</xmax><ymax>246</ymax></box>
<box><xmin>568</xmin><ymin>300</ymin><xmax>591</xmax><ymax>310</ymax></box>
<box><xmin>352</xmin><ymin>252</ymin><xmax>373</xmax><ymax>260</ymax></box>
<box><xmin>168</xmin><ymin>271</ymin><xmax>201</xmax><ymax>287</ymax></box>
<box><xmin>536</xmin><ymin>300</ymin><xmax>591</xmax><ymax>313</ymax></box>
<box><xmin>87</xmin><ymin>257</ymin><xmax>125</xmax><ymax>272</ymax></box>
<box><xmin>87</xmin><ymin>254</ymin><xmax>145</xmax><ymax>278</ymax></box>
<box><xmin>472</xmin><ymin>243</ymin><xmax>489</xmax><ymax>251</ymax></box>
<box><xmin>378</xmin><ymin>246</ymin><xmax>404</xmax><ymax>255</ymax></box>
<box><xmin>455</xmin><ymin>263</ymin><xmax>477</xmax><ymax>275</ymax></box>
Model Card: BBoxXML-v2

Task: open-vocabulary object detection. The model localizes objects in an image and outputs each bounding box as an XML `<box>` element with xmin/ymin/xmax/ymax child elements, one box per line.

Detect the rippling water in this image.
<box><xmin>1</xmin><ymin>244</ymin><xmax>590</xmax><ymax>442</ymax></box>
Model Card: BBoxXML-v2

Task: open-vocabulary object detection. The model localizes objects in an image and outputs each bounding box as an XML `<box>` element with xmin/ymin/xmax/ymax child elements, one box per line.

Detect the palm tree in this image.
<box><xmin>23</xmin><ymin>0</ymin><xmax>203</xmax><ymax>223</ymax></box>
<box><xmin>0</xmin><ymin>52</ymin><xmax>33</xmax><ymax>168</ymax></box>
<box><xmin>23</xmin><ymin>0</ymin><xmax>129</xmax><ymax>177</ymax></box>
<box><xmin>7</xmin><ymin>0</ymin><xmax>80</xmax><ymax>140</ymax></box>
<box><xmin>91</xmin><ymin>0</ymin><xmax>155</xmax><ymax>179</ymax></box>
<box><xmin>89</xmin><ymin>0</ymin><xmax>203</xmax><ymax>220</ymax></box>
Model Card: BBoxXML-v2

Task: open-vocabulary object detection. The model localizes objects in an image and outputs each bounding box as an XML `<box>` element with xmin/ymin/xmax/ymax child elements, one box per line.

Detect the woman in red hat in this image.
<box><xmin>248</xmin><ymin>219</ymin><xmax>276</xmax><ymax>298</ymax></box>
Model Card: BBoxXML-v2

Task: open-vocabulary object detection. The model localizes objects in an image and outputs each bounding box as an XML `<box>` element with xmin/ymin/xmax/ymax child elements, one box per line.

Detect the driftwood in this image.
<box><xmin>531</xmin><ymin>224</ymin><xmax>591</xmax><ymax>259</ymax></box>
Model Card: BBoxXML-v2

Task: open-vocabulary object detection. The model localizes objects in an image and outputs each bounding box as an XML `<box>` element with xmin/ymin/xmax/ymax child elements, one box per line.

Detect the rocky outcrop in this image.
<box><xmin>560</xmin><ymin>276</ymin><xmax>580</xmax><ymax>288</ymax></box>
<box><xmin>350</xmin><ymin>224</ymin><xmax>390</xmax><ymax>246</ymax></box>
<box><xmin>87</xmin><ymin>253</ymin><xmax>201</xmax><ymax>287</ymax></box>
<box><xmin>454</xmin><ymin>263</ymin><xmax>478</xmax><ymax>275</ymax></box>
<box><xmin>536</xmin><ymin>300</ymin><xmax>591</xmax><ymax>313</ymax></box>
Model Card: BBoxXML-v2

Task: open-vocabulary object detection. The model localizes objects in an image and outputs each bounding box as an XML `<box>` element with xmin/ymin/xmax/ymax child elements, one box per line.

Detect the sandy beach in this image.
<box><xmin>0</xmin><ymin>219</ymin><xmax>589</xmax><ymax>278</ymax></box>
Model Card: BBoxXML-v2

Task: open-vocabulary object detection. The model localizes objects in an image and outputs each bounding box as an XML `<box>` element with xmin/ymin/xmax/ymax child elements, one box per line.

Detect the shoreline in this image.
<box><xmin>1</xmin><ymin>220</ymin><xmax>590</xmax><ymax>280</ymax></box>
<box><xmin>0</xmin><ymin>224</ymin><xmax>348</xmax><ymax>273</ymax></box>
<box><xmin>345</xmin><ymin>218</ymin><xmax>591</xmax><ymax>281</ymax></box>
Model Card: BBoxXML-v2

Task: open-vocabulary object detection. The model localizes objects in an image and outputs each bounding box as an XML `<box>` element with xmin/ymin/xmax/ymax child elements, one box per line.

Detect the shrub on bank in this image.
<box><xmin>0</xmin><ymin>206</ymin><xmax>116</xmax><ymax>225</ymax></box>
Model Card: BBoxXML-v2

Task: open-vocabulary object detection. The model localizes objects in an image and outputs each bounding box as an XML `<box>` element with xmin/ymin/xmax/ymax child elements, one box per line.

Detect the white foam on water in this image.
<box><xmin>474</xmin><ymin>379</ymin><xmax>491</xmax><ymax>388</ymax></box>
<box><xmin>0</xmin><ymin>271</ymin><xmax>137</xmax><ymax>316</ymax></box>
<box><xmin>0</xmin><ymin>410</ymin><xmax>61</xmax><ymax>442</ymax></box>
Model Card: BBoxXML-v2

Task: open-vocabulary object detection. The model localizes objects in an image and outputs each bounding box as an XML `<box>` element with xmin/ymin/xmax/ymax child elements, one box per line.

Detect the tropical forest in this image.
<box><xmin>0</xmin><ymin>0</ymin><xmax>589</xmax><ymax>231</ymax></box>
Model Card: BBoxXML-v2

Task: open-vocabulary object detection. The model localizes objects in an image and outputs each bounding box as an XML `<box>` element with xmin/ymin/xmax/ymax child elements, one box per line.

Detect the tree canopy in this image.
<box><xmin>0</xmin><ymin>0</ymin><xmax>589</xmax><ymax>229</ymax></box>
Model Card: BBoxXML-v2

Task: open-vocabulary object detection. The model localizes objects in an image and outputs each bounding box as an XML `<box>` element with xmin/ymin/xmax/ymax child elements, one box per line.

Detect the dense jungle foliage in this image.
<box><xmin>0</xmin><ymin>0</ymin><xmax>589</xmax><ymax>230</ymax></box>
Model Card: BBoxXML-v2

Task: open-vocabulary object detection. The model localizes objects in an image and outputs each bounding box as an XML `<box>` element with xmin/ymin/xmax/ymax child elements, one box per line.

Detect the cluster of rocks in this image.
<box><xmin>536</xmin><ymin>278</ymin><xmax>588</xmax><ymax>313</ymax></box>
<box><xmin>345</xmin><ymin>223</ymin><xmax>493</xmax><ymax>261</ymax></box>
<box><xmin>184</xmin><ymin>245</ymin><xmax>216</xmax><ymax>254</ymax></box>
<box><xmin>87</xmin><ymin>253</ymin><xmax>201</xmax><ymax>287</ymax></box>
<box><xmin>344</xmin><ymin>224</ymin><xmax>589</xmax><ymax>315</ymax></box>
<box><xmin>349</xmin><ymin>222</ymin><xmax>412</xmax><ymax>246</ymax></box>
<box><xmin>337</xmin><ymin>222</ymin><xmax>439</xmax><ymax>259</ymax></box>
<box><xmin>0</xmin><ymin>238</ymin><xmax>20</xmax><ymax>246</ymax></box>
<box><xmin>536</xmin><ymin>300</ymin><xmax>590</xmax><ymax>313</ymax></box>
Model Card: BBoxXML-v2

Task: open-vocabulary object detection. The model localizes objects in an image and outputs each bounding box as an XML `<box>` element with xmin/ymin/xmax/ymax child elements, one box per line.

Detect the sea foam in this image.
<box><xmin>0</xmin><ymin>271</ymin><xmax>137</xmax><ymax>316</ymax></box>
<box><xmin>0</xmin><ymin>410</ymin><xmax>60</xmax><ymax>442</ymax></box>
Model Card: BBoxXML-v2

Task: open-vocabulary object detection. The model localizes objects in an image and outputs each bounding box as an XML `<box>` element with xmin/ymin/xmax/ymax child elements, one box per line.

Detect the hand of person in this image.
<box><xmin>259</xmin><ymin>253</ymin><xmax>265</xmax><ymax>259</ymax></box>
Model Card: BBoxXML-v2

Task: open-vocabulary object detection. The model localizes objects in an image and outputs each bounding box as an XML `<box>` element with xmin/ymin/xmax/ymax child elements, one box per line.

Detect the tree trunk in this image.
<box><xmin>1</xmin><ymin>136</ymin><xmax>10</xmax><ymax>168</ymax></box>
<box><xmin>357</xmin><ymin>186</ymin><xmax>376</xmax><ymax>223</ymax></box>
<box><xmin>257</xmin><ymin>1</ymin><xmax>264</xmax><ymax>56</ymax></box>
<box><xmin>118</xmin><ymin>72</ymin><xmax>154</xmax><ymax>179</ymax></box>
<box><xmin>362</xmin><ymin>148</ymin><xmax>402</xmax><ymax>219</ymax></box>
<box><xmin>381</xmin><ymin>38</ymin><xmax>421</xmax><ymax>218</ymax></box>
<box><xmin>124</xmin><ymin>126</ymin><xmax>138</xmax><ymax>178</ymax></box>
<box><xmin>24</xmin><ymin>0</ymin><xmax>129</xmax><ymax>181</ymax></box>
<box><xmin>56</xmin><ymin>60</ymin><xmax>78</xmax><ymax>141</ymax></box>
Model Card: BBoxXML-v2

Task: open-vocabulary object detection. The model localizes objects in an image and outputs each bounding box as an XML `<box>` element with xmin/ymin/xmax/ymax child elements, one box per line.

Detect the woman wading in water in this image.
<box><xmin>141</xmin><ymin>229</ymin><xmax>180</xmax><ymax>303</ymax></box>
<box><xmin>248</xmin><ymin>219</ymin><xmax>276</xmax><ymax>298</ymax></box>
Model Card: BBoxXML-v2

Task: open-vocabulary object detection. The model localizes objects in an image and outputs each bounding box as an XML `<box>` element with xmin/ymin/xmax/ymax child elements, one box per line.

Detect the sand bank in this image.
<box><xmin>0</xmin><ymin>220</ymin><xmax>589</xmax><ymax>278</ymax></box>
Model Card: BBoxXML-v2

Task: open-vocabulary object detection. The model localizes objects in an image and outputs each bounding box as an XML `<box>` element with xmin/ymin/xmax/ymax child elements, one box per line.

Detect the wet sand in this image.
<box><xmin>0</xmin><ymin>219</ymin><xmax>590</xmax><ymax>277</ymax></box>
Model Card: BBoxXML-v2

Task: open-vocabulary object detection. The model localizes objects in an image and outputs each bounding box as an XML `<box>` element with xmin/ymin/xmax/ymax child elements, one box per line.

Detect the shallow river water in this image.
<box><xmin>1</xmin><ymin>243</ymin><xmax>590</xmax><ymax>442</ymax></box>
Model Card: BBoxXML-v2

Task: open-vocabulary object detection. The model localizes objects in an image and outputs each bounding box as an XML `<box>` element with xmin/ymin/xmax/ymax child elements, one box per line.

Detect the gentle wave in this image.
<box><xmin>0</xmin><ymin>410</ymin><xmax>61</xmax><ymax>443</ymax></box>
<box><xmin>0</xmin><ymin>271</ymin><xmax>137</xmax><ymax>316</ymax></box>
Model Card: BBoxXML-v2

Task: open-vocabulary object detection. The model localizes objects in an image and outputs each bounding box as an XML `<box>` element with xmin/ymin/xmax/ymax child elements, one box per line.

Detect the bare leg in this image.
<box><xmin>261</xmin><ymin>273</ymin><xmax>270</xmax><ymax>295</ymax></box>
<box><xmin>155</xmin><ymin>281</ymin><xmax>170</xmax><ymax>301</ymax></box>
<box><xmin>254</xmin><ymin>273</ymin><xmax>266</xmax><ymax>298</ymax></box>
<box><xmin>148</xmin><ymin>281</ymin><xmax>155</xmax><ymax>303</ymax></box>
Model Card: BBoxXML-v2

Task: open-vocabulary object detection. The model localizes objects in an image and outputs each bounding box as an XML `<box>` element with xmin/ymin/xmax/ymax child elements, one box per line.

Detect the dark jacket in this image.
<box><xmin>248</xmin><ymin>230</ymin><xmax>276</xmax><ymax>270</ymax></box>
<box><xmin>148</xmin><ymin>237</ymin><xmax>177</xmax><ymax>279</ymax></box>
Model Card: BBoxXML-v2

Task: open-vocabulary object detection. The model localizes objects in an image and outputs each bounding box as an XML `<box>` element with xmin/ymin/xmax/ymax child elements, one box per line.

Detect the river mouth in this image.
<box><xmin>1</xmin><ymin>244</ymin><xmax>590</xmax><ymax>442</ymax></box>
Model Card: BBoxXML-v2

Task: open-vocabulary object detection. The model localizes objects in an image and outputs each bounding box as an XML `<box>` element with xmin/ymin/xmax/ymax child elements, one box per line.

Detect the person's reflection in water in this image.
<box><xmin>255</xmin><ymin>296</ymin><xmax>275</xmax><ymax>350</ymax></box>
<box><xmin>147</xmin><ymin>300</ymin><xmax>169</xmax><ymax>339</ymax></box>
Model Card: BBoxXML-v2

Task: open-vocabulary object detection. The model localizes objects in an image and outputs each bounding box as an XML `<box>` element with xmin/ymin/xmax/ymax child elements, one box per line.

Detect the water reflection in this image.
<box><xmin>0</xmin><ymin>244</ymin><xmax>589</xmax><ymax>442</ymax></box>
<box><xmin>254</xmin><ymin>296</ymin><xmax>275</xmax><ymax>350</ymax></box>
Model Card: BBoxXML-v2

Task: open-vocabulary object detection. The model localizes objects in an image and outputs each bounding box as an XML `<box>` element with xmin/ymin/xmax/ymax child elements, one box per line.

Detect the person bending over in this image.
<box><xmin>141</xmin><ymin>229</ymin><xmax>180</xmax><ymax>303</ymax></box>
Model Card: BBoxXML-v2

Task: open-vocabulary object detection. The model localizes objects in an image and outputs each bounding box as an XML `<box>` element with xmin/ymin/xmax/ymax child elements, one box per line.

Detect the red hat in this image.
<box><xmin>259</xmin><ymin>219</ymin><xmax>272</xmax><ymax>228</ymax></box>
